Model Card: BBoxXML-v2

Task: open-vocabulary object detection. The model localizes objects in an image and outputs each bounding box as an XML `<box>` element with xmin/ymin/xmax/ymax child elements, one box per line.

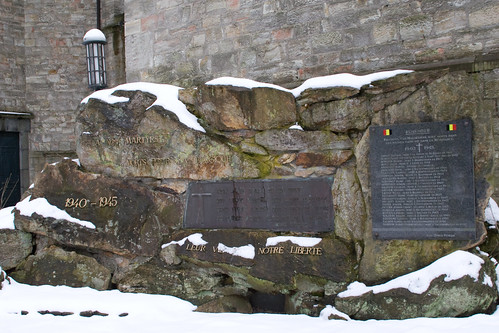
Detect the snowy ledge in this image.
<box><xmin>14</xmin><ymin>196</ymin><xmax>96</xmax><ymax>230</ymax></box>
<box><xmin>266</xmin><ymin>236</ymin><xmax>322</xmax><ymax>247</ymax></box>
<box><xmin>205</xmin><ymin>70</ymin><xmax>413</xmax><ymax>97</ymax></box>
<box><xmin>217</xmin><ymin>243</ymin><xmax>255</xmax><ymax>259</ymax></box>
<box><xmin>161</xmin><ymin>233</ymin><xmax>208</xmax><ymax>248</ymax></box>
<box><xmin>338</xmin><ymin>251</ymin><xmax>490</xmax><ymax>298</ymax></box>
<box><xmin>80</xmin><ymin>70</ymin><xmax>412</xmax><ymax>134</ymax></box>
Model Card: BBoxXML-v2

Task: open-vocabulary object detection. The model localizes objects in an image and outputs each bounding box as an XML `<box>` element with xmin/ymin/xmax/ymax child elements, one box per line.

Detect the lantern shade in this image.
<box><xmin>83</xmin><ymin>29</ymin><xmax>107</xmax><ymax>90</ymax></box>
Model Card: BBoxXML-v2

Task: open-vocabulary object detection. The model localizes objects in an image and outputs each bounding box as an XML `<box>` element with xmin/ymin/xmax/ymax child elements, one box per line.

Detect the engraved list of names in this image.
<box><xmin>370</xmin><ymin>119</ymin><xmax>475</xmax><ymax>240</ymax></box>
<box><xmin>184</xmin><ymin>179</ymin><xmax>334</xmax><ymax>232</ymax></box>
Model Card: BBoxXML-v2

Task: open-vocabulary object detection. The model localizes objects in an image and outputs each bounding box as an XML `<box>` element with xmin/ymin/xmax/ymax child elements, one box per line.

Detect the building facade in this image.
<box><xmin>1</xmin><ymin>0</ymin><xmax>499</xmax><ymax>204</ymax></box>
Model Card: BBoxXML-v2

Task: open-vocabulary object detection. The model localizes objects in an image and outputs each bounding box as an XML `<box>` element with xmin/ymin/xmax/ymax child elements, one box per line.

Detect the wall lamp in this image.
<box><xmin>83</xmin><ymin>28</ymin><xmax>107</xmax><ymax>91</ymax></box>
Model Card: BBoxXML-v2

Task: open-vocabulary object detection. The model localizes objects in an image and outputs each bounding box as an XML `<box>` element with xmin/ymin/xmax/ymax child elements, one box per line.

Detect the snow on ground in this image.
<box><xmin>0</xmin><ymin>206</ymin><xmax>15</xmax><ymax>229</ymax></box>
<box><xmin>1</xmin><ymin>275</ymin><xmax>498</xmax><ymax>333</ymax></box>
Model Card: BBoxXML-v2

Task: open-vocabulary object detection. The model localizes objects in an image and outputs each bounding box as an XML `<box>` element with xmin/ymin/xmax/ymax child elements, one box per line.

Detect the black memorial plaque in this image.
<box><xmin>184</xmin><ymin>179</ymin><xmax>334</xmax><ymax>232</ymax></box>
<box><xmin>370</xmin><ymin>119</ymin><xmax>475</xmax><ymax>240</ymax></box>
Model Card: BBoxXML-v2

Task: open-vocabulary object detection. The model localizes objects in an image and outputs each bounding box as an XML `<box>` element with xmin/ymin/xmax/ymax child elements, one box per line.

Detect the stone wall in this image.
<box><xmin>23</xmin><ymin>0</ymin><xmax>125</xmax><ymax>181</ymax></box>
<box><xmin>0</xmin><ymin>0</ymin><xmax>25</xmax><ymax>112</ymax></box>
<box><xmin>124</xmin><ymin>0</ymin><xmax>499</xmax><ymax>87</ymax></box>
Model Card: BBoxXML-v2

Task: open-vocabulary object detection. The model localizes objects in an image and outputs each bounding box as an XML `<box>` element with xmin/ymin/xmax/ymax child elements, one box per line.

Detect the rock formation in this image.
<box><xmin>2</xmin><ymin>70</ymin><xmax>497</xmax><ymax>318</ymax></box>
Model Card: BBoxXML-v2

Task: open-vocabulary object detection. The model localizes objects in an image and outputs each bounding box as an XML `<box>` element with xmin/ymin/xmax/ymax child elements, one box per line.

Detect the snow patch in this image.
<box><xmin>0</xmin><ymin>206</ymin><xmax>15</xmax><ymax>229</ymax></box>
<box><xmin>162</xmin><ymin>233</ymin><xmax>207</xmax><ymax>248</ymax></box>
<box><xmin>483</xmin><ymin>274</ymin><xmax>493</xmax><ymax>287</ymax></box>
<box><xmin>217</xmin><ymin>243</ymin><xmax>255</xmax><ymax>259</ymax></box>
<box><xmin>485</xmin><ymin>198</ymin><xmax>499</xmax><ymax>228</ymax></box>
<box><xmin>0</xmin><ymin>275</ymin><xmax>499</xmax><ymax>332</ymax></box>
<box><xmin>48</xmin><ymin>157</ymin><xmax>81</xmax><ymax>167</ymax></box>
<box><xmin>206</xmin><ymin>77</ymin><xmax>291</xmax><ymax>93</ymax></box>
<box><xmin>81</xmin><ymin>82</ymin><xmax>205</xmax><ymax>133</ymax></box>
<box><xmin>291</xmin><ymin>69</ymin><xmax>413</xmax><ymax>97</ymax></box>
<box><xmin>320</xmin><ymin>305</ymin><xmax>351</xmax><ymax>321</ymax></box>
<box><xmin>266</xmin><ymin>236</ymin><xmax>322</xmax><ymax>247</ymax></box>
<box><xmin>338</xmin><ymin>251</ymin><xmax>485</xmax><ymax>297</ymax></box>
<box><xmin>289</xmin><ymin>123</ymin><xmax>304</xmax><ymax>130</ymax></box>
<box><xmin>15</xmin><ymin>196</ymin><xmax>96</xmax><ymax>229</ymax></box>
<box><xmin>0</xmin><ymin>278</ymin><xmax>196</xmax><ymax>319</ymax></box>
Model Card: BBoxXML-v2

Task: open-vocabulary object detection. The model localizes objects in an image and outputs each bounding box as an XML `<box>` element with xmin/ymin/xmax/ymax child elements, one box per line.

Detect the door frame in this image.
<box><xmin>0</xmin><ymin>111</ymin><xmax>32</xmax><ymax>205</ymax></box>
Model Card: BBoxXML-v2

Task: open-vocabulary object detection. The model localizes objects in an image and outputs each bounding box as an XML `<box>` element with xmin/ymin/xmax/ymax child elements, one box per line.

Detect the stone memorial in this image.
<box><xmin>370</xmin><ymin>119</ymin><xmax>475</xmax><ymax>240</ymax></box>
<box><xmin>2</xmin><ymin>70</ymin><xmax>497</xmax><ymax>319</ymax></box>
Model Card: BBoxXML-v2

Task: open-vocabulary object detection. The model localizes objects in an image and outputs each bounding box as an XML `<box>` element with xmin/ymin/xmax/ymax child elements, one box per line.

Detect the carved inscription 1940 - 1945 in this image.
<box><xmin>184</xmin><ymin>179</ymin><xmax>334</xmax><ymax>232</ymax></box>
<box><xmin>370</xmin><ymin>119</ymin><xmax>475</xmax><ymax>240</ymax></box>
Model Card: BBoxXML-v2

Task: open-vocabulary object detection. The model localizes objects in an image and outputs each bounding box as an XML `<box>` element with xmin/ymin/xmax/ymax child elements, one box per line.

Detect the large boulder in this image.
<box><xmin>180</xmin><ymin>84</ymin><xmax>297</xmax><ymax>131</ymax></box>
<box><xmin>10</xmin><ymin>246</ymin><xmax>111</xmax><ymax>290</ymax></box>
<box><xmin>0</xmin><ymin>229</ymin><xmax>32</xmax><ymax>270</ymax></box>
<box><xmin>300</xmin><ymin>96</ymin><xmax>371</xmax><ymax>132</ymax></box>
<box><xmin>76</xmin><ymin>90</ymin><xmax>261</xmax><ymax>180</ymax></box>
<box><xmin>335</xmin><ymin>251</ymin><xmax>498</xmax><ymax>319</ymax></box>
<box><xmin>357</xmin><ymin>71</ymin><xmax>491</xmax><ymax>283</ymax></box>
<box><xmin>116</xmin><ymin>262</ymin><xmax>223</xmax><ymax>305</ymax></box>
<box><xmin>14</xmin><ymin>159</ymin><xmax>183</xmax><ymax>257</ymax></box>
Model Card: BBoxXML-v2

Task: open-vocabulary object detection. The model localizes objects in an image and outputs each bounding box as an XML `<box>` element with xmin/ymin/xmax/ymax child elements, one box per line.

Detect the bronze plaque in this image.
<box><xmin>184</xmin><ymin>179</ymin><xmax>334</xmax><ymax>232</ymax></box>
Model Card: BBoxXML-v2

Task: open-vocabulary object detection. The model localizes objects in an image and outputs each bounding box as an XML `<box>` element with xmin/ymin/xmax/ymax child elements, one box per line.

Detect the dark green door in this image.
<box><xmin>0</xmin><ymin>132</ymin><xmax>20</xmax><ymax>207</ymax></box>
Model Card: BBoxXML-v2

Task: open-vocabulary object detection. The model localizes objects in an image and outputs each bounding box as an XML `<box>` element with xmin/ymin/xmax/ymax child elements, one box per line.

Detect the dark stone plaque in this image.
<box><xmin>370</xmin><ymin>119</ymin><xmax>475</xmax><ymax>240</ymax></box>
<box><xmin>184</xmin><ymin>179</ymin><xmax>334</xmax><ymax>232</ymax></box>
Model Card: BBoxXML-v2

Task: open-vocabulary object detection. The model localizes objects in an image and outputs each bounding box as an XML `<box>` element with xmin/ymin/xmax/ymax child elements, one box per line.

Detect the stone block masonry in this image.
<box><xmin>21</xmin><ymin>0</ymin><xmax>125</xmax><ymax>181</ymax></box>
<box><xmin>0</xmin><ymin>0</ymin><xmax>26</xmax><ymax>112</ymax></box>
<box><xmin>124</xmin><ymin>0</ymin><xmax>499</xmax><ymax>87</ymax></box>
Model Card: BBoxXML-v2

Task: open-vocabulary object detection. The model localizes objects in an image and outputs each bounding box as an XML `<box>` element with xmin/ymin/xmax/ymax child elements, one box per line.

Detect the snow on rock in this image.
<box><xmin>49</xmin><ymin>157</ymin><xmax>81</xmax><ymax>167</ymax></box>
<box><xmin>289</xmin><ymin>123</ymin><xmax>304</xmax><ymax>130</ymax></box>
<box><xmin>161</xmin><ymin>233</ymin><xmax>208</xmax><ymax>248</ymax></box>
<box><xmin>217</xmin><ymin>243</ymin><xmax>255</xmax><ymax>259</ymax></box>
<box><xmin>206</xmin><ymin>77</ymin><xmax>291</xmax><ymax>93</ymax></box>
<box><xmin>0</xmin><ymin>206</ymin><xmax>15</xmax><ymax>230</ymax></box>
<box><xmin>80</xmin><ymin>70</ymin><xmax>413</xmax><ymax>134</ymax></box>
<box><xmin>81</xmin><ymin>82</ymin><xmax>205</xmax><ymax>133</ymax></box>
<box><xmin>266</xmin><ymin>236</ymin><xmax>322</xmax><ymax>247</ymax></box>
<box><xmin>15</xmin><ymin>196</ymin><xmax>96</xmax><ymax>229</ymax></box>
<box><xmin>320</xmin><ymin>305</ymin><xmax>351</xmax><ymax>321</ymax></box>
<box><xmin>338</xmin><ymin>250</ymin><xmax>486</xmax><ymax>298</ymax></box>
<box><xmin>485</xmin><ymin>198</ymin><xmax>499</xmax><ymax>228</ymax></box>
<box><xmin>291</xmin><ymin>69</ymin><xmax>413</xmax><ymax>97</ymax></box>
